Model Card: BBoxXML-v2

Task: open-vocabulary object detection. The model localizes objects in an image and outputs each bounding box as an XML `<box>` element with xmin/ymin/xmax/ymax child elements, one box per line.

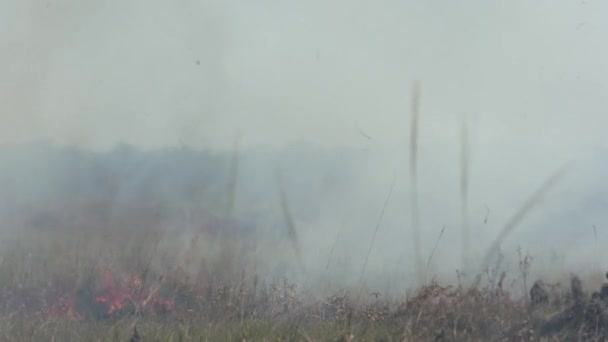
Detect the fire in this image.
<box><xmin>93</xmin><ymin>270</ymin><xmax>133</xmax><ymax>315</ymax></box>
<box><xmin>92</xmin><ymin>269</ymin><xmax>176</xmax><ymax>317</ymax></box>
<box><xmin>94</xmin><ymin>292</ymin><xmax>130</xmax><ymax>315</ymax></box>
<box><xmin>27</xmin><ymin>269</ymin><xmax>177</xmax><ymax>321</ymax></box>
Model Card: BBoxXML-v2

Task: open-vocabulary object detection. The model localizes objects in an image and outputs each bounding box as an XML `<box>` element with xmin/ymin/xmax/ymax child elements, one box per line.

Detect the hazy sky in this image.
<box><xmin>2</xmin><ymin>0</ymin><xmax>607</xmax><ymax>152</ymax></box>
<box><xmin>2</xmin><ymin>1</ymin><xmax>608</xmax><ymax>287</ymax></box>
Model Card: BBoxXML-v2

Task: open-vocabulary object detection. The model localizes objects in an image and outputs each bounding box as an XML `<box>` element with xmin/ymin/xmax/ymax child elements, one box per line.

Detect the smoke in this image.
<box><xmin>2</xmin><ymin>0</ymin><xmax>608</xmax><ymax>293</ymax></box>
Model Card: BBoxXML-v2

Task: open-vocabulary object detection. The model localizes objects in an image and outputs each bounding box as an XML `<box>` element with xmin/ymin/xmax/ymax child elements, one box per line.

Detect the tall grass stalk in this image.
<box><xmin>356</xmin><ymin>171</ymin><xmax>397</xmax><ymax>300</ymax></box>
<box><xmin>460</xmin><ymin>116</ymin><xmax>471</xmax><ymax>274</ymax></box>
<box><xmin>476</xmin><ymin>165</ymin><xmax>569</xmax><ymax>286</ymax></box>
<box><xmin>276</xmin><ymin>168</ymin><xmax>307</xmax><ymax>275</ymax></box>
<box><xmin>409</xmin><ymin>80</ymin><xmax>423</xmax><ymax>285</ymax></box>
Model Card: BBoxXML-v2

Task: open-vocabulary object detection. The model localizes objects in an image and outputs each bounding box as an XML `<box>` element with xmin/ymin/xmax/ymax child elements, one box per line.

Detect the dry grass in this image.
<box><xmin>459</xmin><ymin>117</ymin><xmax>470</xmax><ymax>274</ymax></box>
<box><xmin>409</xmin><ymin>80</ymin><xmax>423</xmax><ymax>286</ymax></box>
<box><xmin>0</xmin><ymin>88</ymin><xmax>587</xmax><ymax>340</ymax></box>
<box><xmin>2</xmin><ymin>222</ymin><xmax>608</xmax><ymax>341</ymax></box>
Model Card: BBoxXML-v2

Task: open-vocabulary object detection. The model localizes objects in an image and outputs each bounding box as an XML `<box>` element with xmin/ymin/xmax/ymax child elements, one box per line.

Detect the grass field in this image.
<box><xmin>0</xmin><ymin>125</ymin><xmax>601</xmax><ymax>341</ymax></box>
<box><xmin>1</xmin><ymin>222</ymin><xmax>607</xmax><ymax>342</ymax></box>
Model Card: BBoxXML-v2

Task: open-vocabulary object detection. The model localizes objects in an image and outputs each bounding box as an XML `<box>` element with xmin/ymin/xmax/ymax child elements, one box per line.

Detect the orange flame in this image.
<box><xmin>93</xmin><ymin>269</ymin><xmax>176</xmax><ymax>316</ymax></box>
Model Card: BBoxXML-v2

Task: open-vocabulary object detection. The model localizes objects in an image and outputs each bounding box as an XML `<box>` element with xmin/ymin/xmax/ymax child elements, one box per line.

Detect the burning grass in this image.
<box><xmin>2</xmin><ymin>227</ymin><xmax>608</xmax><ymax>341</ymax></box>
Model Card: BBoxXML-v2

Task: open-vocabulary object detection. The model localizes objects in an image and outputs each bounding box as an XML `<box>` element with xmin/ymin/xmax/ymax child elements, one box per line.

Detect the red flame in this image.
<box><xmin>6</xmin><ymin>268</ymin><xmax>178</xmax><ymax>321</ymax></box>
<box><xmin>93</xmin><ymin>269</ymin><xmax>176</xmax><ymax>317</ymax></box>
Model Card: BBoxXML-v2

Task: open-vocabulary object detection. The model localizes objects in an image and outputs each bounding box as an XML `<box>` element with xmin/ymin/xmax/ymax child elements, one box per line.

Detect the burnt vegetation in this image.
<box><xmin>0</xmin><ymin>144</ymin><xmax>605</xmax><ymax>341</ymax></box>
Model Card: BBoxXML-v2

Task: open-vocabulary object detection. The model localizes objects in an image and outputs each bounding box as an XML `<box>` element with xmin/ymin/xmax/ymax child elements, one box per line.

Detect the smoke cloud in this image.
<box><xmin>2</xmin><ymin>0</ymin><xmax>608</xmax><ymax>292</ymax></box>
